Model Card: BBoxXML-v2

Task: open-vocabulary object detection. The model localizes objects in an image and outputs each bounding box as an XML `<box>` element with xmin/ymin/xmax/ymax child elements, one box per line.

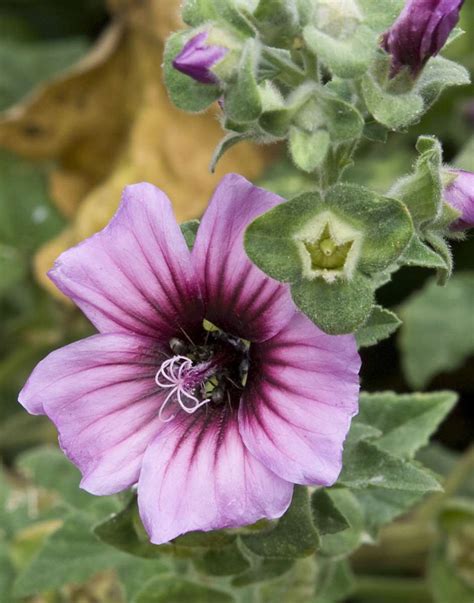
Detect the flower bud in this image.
<box><xmin>382</xmin><ymin>0</ymin><xmax>464</xmax><ymax>77</ymax></box>
<box><xmin>444</xmin><ymin>168</ymin><xmax>474</xmax><ymax>231</ymax></box>
<box><xmin>173</xmin><ymin>30</ymin><xmax>229</xmax><ymax>85</ymax></box>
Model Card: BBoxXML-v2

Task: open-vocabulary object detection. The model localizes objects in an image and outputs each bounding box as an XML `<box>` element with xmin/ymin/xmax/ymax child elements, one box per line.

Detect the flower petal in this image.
<box><xmin>49</xmin><ymin>183</ymin><xmax>203</xmax><ymax>341</ymax></box>
<box><xmin>239</xmin><ymin>313</ymin><xmax>360</xmax><ymax>486</ymax></box>
<box><xmin>192</xmin><ymin>173</ymin><xmax>295</xmax><ymax>342</ymax></box>
<box><xmin>19</xmin><ymin>333</ymin><xmax>166</xmax><ymax>495</ymax></box>
<box><xmin>138</xmin><ymin>408</ymin><xmax>293</xmax><ymax>544</ymax></box>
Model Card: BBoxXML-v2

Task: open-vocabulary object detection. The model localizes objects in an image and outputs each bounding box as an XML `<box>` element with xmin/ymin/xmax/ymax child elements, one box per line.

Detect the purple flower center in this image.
<box><xmin>155</xmin><ymin>325</ymin><xmax>249</xmax><ymax>423</ymax></box>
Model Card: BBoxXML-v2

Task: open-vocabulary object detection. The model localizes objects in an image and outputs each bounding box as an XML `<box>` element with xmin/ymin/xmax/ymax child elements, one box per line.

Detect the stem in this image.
<box><xmin>353</xmin><ymin>576</ymin><xmax>433</xmax><ymax>603</ymax></box>
<box><xmin>260</xmin><ymin>47</ymin><xmax>306</xmax><ymax>87</ymax></box>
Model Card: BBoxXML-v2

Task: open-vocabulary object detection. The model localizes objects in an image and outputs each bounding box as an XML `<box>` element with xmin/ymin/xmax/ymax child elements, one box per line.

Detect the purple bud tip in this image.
<box><xmin>382</xmin><ymin>0</ymin><xmax>464</xmax><ymax>77</ymax></box>
<box><xmin>173</xmin><ymin>31</ymin><xmax>229</xmax><ymax>85</ymax></box>
<box><xmin>444</xmin><ymin>169</ymin><xmax>474</xmax><ymax>231</ymax></box>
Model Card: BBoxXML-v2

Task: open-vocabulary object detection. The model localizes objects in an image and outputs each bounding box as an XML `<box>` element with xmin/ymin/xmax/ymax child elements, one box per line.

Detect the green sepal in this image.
<box><xmin>303</xmin><ymin>24</ymin><xmax>375</xmax><ymax>79</ymax></box>
<box><xmin>253</xmin><ymin>0</ymin><xmax>300</xmax><ymax>47</ymax></box>
<box><xmin>289</xmin><ymin>127</ymin><xmax>330</xmax><ymax>172</ymax></box>
<box><xmin>210</xmin><ymin>0</ymin><xmax>256</xmax><ymax>37</ymax></box>
<box><xmin>163</xmin><ymin>31</ymin><xmax>222</xmax><ymax>113</ymax></box>
<box><xmin>400</xmin><ymin>235</ymin><xmax>448</xmax><ymax>270</ymax></box>
<box><xmin>210</xmin><ymin>132</ymin><xmax>254</xmax><ymax>172</ymax></box>
<box><xmin>389</xmin><ymin>135</ymin><xmax>443</xmax><ymax>228</ymax></box>
<box><xmin>358</xmin><ymin>0</ymin><xmax>405</xmax><ymax>33</ymax></box>
<box><xmin>361</xmin><ymin>68</ymin><xmax>424</xmax><ymax>130</ymax></box>
<box><xmin>417</xmin><ymin>56</ymin><xmax>470</xmax><ymax>110</ymax></box>
<box><xmin>259</xmin><ymin>107</ymin><xmax>292</xmax><ymax>137</ymax></box>
<box><xmin>425</xmin><ymin>232</ymin><xmax>452</xmax><ymax>285</ymax></box>
<box><xmin>311</xmin><ymin>489</ymin><xmax>350</xmax><ymax>536</ymax></box>
<box><xmin>292</xmin><ymin>272</ymin><xmax>375</xmax><ymax>335</ymax></box>
<box><xmin>182</xmin><ymin>0</ymin><xmax>219</xmax><ymax>26</ymax></box>
<box><xmin>224</xmin><ymin>38</ymin><xmax>262</xmax><ymax>123</ymax></box>
<box><xmin>355</xmin><ymin>305</ymin><xmax>401</xmax><ymax>348</ymax></box>
<box><xmin>363</xmin><ymin>121</ymin><xmax>389</xmax><ymax>143</ymax></box>
<box><xmin>325</xmin><ymin>183</ymin><xmax>413</xmax><ymax>274</ymax></box>
<box><xmin>181</xmin><ymin>219</ymin><xmax>200</xmax><ymax>250</ymax></box>
<box><xmin>242</xmin><ymin>486</ymin><xmax>319</xmax><ymax>559</ymax></box>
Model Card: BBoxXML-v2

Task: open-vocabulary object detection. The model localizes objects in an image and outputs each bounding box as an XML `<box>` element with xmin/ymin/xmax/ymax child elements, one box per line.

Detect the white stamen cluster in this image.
<box><xmin>155</xmin><ymin>355</ymin><xmax>210</xmax><ymax>423</ymax></box>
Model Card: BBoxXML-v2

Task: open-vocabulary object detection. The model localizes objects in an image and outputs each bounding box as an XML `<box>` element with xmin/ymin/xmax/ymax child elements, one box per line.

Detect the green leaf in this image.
<box><xmin>16</xmin><ymin>446</ymin><xmax>95</xmax><ymax>510</ymax></box>
<box><xmin>303</xmin><ymin>25</ymin><xmax>375</xmax><ymax>79</ymax></box>
<box><xmin>242</xmin><ymin>486</ymin><xmax>319</xmax><ymax>559</ymax></box>
<box><xmin>353</xmin><ymin>488</ymin><xmax>427</xmax><ymax>538</ymax></box>
<box><xmin>338</xmin><ymin>440</ymin><xmax>442</xmax><ymax>493</ymax></box>
<box><xmin>318</xmin><ymin>489</ymin><xmax>366</xmax><ymax>558</ymax></box>
<box><xmin>0</xmin><ymin>36</ymin><xmax>88</xmax><ymax>110</ymax></box>
<box><xmin>0</xmin><ymin>149</ymin><xmax>64</xmax><ymax>253</ymax></box>
<box><xmin>291</xmin><ymin>272</ymin><xmax>375</xmax><ymax>335</ymax></box>
<box><xmin>389</xmin><ymin>136</ymin><xmax>443</xmax><ymax>228</ymax></box>
<box><xmin>288</xmin><ymin>127</ymin><xmax>330</xmax><ymax>172</ymax></box>
<box><xmin>232</xmin><ymin>557</ymin><xmax>294</xmax><ymax>587</ymax></box>
<box><xmin>182</xmin><ymin>0</ymin><xmax>219</xmax><ymax>26</ymax></box>
<box><xmin>417</xmin><ymin>56</ymin><xmax>470</xmax><ymax>110</ymax></box>
<box><xmin>163</xmin><ymin>31</ymin><xmax>222</xmax><ymax>113</ymax></box>
<box><xmin>0</xmin><ymin>243</ymin><xmax>26</xmax><ymax>295</ymax></box>
<box><xmin>210</xmin><ymin>132</ymin><xmax>254</xmax><ymax>172</ymax></box>
<box><xmin>193</xmin><ymin>540</ymin><xmax>250</xmax><ymax>576</ymax></box>
<box><xmin>358</xmin><ymin>0</ymin><xmax>404</xmax><ymax>33</ymax></box>
<box><xmin>355</xmin><ymin>305</ymin><xmax>401</xmax><ymax>348</ymax></box>
<box><xmin>357</xmin><ymin>391</ymin><xmax>457</xmax><ymax>459</ymax></box>
<box><xmin>314</xmin><ymin>559</ymin><xmax>354</xmax><ymax>603</ymax></box>
<box><xmin>135</xmin><ymin>577</ymin><xmax>234</xmax><ymax>603</ymax></box>
<box><xmin>13</xmin><ymin>512</ymin><xmax>129</xmax><ymax>597</ymax></box>
<box><xmin>428</xmin><ymin>545</ymin><xmax>474</xmax><ymax>603</ymax></box>
<box><xmin>210</xmin><ymin>0</ymin><xmax>256</xmax><ymax>37</ymax></box>
<box><xmin>116</xmin><ymin>559</ymin><xmax>169</xmax><ymax>603</ymax></box>
<box><xmin>361</xmin><ymin>71</ymin><xmax>424</xmax><ymax>130</ymax></box>
<box><xmin>399</xmin><ymin>273</ymin><xmax>474</xmax><ymax>388</ymax></box>
<box><xmin>181</xmin><ymin>219</ymin><xmax>200</xmax><ymax>250</ymax></box>
<box><xmin>224</xmin><ymin>38</ymin><xmax>262</xmax><ymax>123</ymax></box>
<box><xmin>311</xmin><ymin>490</ymin><xmax>350</xmax><ymax>536</ymax></box>
<box><xmin>253</xmin><ymin>0</ymin><xmax>300</xmax><ymax>47</ymax></box>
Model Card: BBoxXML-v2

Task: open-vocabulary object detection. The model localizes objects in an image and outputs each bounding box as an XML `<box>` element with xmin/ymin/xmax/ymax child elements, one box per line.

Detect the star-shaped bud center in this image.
<box><xmin>304</xmin><ymin>225</ymin><xmax>354</xmax><ymax>271</ymax></box>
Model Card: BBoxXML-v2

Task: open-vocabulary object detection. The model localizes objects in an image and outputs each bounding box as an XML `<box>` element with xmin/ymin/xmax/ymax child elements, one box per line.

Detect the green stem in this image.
<box><xmin>353</xmin><ymin>576</ymin><xmax>433</xmax><ymax>603</ymax></box>
<box><xmin>261</xmin><ymin>47</ymin><xmax>306</xmax><ymax>87</ymax></box>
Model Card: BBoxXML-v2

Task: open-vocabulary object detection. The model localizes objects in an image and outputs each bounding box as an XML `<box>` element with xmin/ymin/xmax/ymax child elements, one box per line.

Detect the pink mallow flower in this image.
<box><xmin>19</xmin><ymin>174</ymin><xmax>360</xmax><ymax>544</ymax></box>
<box><xmin>444</xmin><ymin>168</ymin><xmax>474</xmax><ymax>231</ymax></box>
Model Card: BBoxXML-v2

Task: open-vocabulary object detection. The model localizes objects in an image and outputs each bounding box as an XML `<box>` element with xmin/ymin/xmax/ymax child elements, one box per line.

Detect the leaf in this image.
<box><xmin>355</xmin><ymin>305</ymin><xmax>401</xmax><ymax>348</ymax></box>
<box><xmin>288</xmin><ymin>127</ymin><xmax>330</xmax><ymax>172</ymax></box>
<box><xmin>400</xmin><ymin>236</ymin><xmax>448</xmax><ymax>270</ymax></box>
<box><xmin>116</xmin><ymin>559</ymin><xmax>169</xmax><ymax>603</ymax></box>
<box><xmin>193</xmin><ymin>540</ymin><xmax>250</xmax><ymax>576</ymax></box>
<box><xmin>210</xmin><ymin>132</ymin><xmax>254</xmax><ymax>173</ymax></box>
<box><xmin>134</xmin><ymin>577</ymin><xmax>234</xmax><ymax>603</ymax></box>
<box><xmin>361</xmin><ymin>71</ymin><xmax>424</xmax><ymax>130</ymax></box>
<box><xmin>16</xmin><ymin>446</ymin><xmax>95</xmax><ymax>510</ymax></box>
<box><xmin>311</xmin><ymin>490</ymin><xmax>350</xmax><ymax>536</ymax></box>
<box><xmin>232</xmin><ymin>557</ymin><xmax>294</xmax><ymax>587</ymax></box>
<box><xmin>428</xmin><ymin>545</ymin><xmax>474</xmax><ymax>603</ymax></box>
<box><xmin>242</xmin><ymin>486</ymin><xmax>319</xmax><ymax>559</ymax></box>
<box><xmin>357</xmin><ymin>391</ymin><xmax>457</xmax><ymax>459</ymax></box>
<box><xmin>338</xmin><ymin>440</ymin><xmax>442</xmax><ymax>493</ymax></box>
<box><xmin>318</xmin><ymin>489</ymin><xmax>366</xmax><ymax>558</ymax></box>
<box><xmin>417</xmin><ymin>56</ymin><xmax>470</xmax><ymax>109</ymax></box>
<box><xmin>314</xmin><ymin>559</ymin><xmax>354</xmax><ymax>603</ymax></box>
<box><xmin>13</xmin><ymin>512</ymin><xmax>130</xmax><ymax>597</ymax></box>
<box><xmin>180</xmin><ymin>219</ymin><xmax>200</xmax><ymax>250</ymax></box>
<box><xmin>399</xmin><ymin>273</ymin><xmax>474</xmax><ymax>388</ymax></box>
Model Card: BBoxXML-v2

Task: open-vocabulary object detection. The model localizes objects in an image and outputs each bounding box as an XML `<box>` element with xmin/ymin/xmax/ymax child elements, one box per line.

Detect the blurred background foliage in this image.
<box><xmin>0</xmin><ymin>1</ymin><xmax>473</xmax><ymax>602</ymax></box>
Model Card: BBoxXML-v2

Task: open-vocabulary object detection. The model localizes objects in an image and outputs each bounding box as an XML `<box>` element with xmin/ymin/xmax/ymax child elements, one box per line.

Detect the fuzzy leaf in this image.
<box><xmin>135</xmin><ymin>577</ymin><xmax>234</xmax><ymax>603</ymax></box>
<box><xmin>181</xmin><ymin>219</ymin><xmax>200</xmax><ymax>250</ymax></box>
<box><xmin>289</xmin><ymin>127</ymin><xmax>330</xmax><ymax>172</ymax></box>
<box><xmin>417</xmin><ymin>56</ymin><xmax>470</xmax><ymax>109</ymax></box>
<box><xmin>193</xmin><ymin>540</ymin><xmax>250</xmax><ymax>576</ymax></box>
<box><xmin>318</xmin><ymin>489</ymin><xmax>366</xmax><ymax>558</ymax></box>
<box><xmin>355</xmin><ymin>306</ymin><xmax>401</xmax><ymax>348</ymax></box>
<box><xmin>232</xmin><ymin>557</ymin><xmax>294</xmax><ymax>587</ymax></box>
<box><xmin>224</xmin><ymin>38</ymin><xmax>262</xmax><ymax>123</ymax></box>
<box><xmin>314</xmin><ymin>559</ymin><xmax>354</xmax><ymax>603</ymax></box>
<box><xmin>357</xmin><ymin>391</ymin><xmax>457</xmax><ymax>459</ymax></box>
<box><xmin>242</xmin><ymin>486</ymin><xmax>319</xmax><ymax>559</ymax></box>
<box><xmin>399</xmin><ymin>274</ymin><xmax>474</xmax><ymax>388</ymax></box>
<box><xmin>400</xmin><ymin>236</ymin><xmax>448</xmax><ymax>270</ymax></box>
<box><xmin>311</xmin><ymin>490</ymin><xmax>350</xmax><ymax>536</ymax></box>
